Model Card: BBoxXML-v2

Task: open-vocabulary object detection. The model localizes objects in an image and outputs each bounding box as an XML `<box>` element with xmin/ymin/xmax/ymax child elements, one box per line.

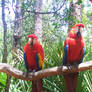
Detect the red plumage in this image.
<box><xmin>72</xmin><ymin>23</ymin><xmax>84</xmax><ymax>29</ymax></box>
<box><xmin>24</xmin><ymin>34</ymin><xmax>44</xmax><ymax>92</ymax></box>
<box><xmin>24</xmin><ymin>39</ymin><xmax>44</xmax><ymax>71</ymax></box>
<box><xmin>24</xmin><ymin>42</ymin><xmax>38</xmax><ymax>70</ymax></box>
<box><xmin>28</xmin><ymin>34</ymin><xmax>38</xmax><ymax>39</ymax></box>
<box><xmin>63</xmin><ymin>24</ymin><xmax>85</xmax><ymax>92</ymax></box>
<box><xmin>64</xmin><ymin>36</ymin><xmax>84</xmax><ymax>64</ymax></box>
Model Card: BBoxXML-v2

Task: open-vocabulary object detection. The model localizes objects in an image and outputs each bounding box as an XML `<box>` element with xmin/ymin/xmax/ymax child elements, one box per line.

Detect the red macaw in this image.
<box><xmin>23</xmin><ymin>34</ymin><xmax>44</xmax><ymax>92</ymax></box>
<box><xmin>62</xmin><ymin>24</ymin><xmax>85</xmax><ymax>92</ymax></box>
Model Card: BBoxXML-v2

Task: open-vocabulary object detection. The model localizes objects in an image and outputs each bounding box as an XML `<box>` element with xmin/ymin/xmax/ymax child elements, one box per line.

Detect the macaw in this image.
<box><xmin>23</xmin><ymin>34</ymin><xmax>44</xmax><ymax>92</ymax></box>
<box><xmin>62</xmin><ymin>24</ymin><xmax>85</xmax><ymax>92</ymax></box>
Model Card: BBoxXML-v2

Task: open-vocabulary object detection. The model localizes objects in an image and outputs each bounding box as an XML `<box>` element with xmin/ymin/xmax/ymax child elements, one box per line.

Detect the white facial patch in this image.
<box><xmin>80</xmin><ymin>27</ymin><xmax>83</xmax><ymax>34</ymax></box>
<box><xmin>74</xmin><ymin>27</ymin><xmax>78</xmax><ymax>34</ymax></box>
<box><xmin>28</xmin><ymin>38</ymin><xmax>32</xmax><ymax>42</ymax></box>
<box><xmin>74</xmin><ymin>27</ymin><xmax>83</xmax><ymax>34</ymax></box>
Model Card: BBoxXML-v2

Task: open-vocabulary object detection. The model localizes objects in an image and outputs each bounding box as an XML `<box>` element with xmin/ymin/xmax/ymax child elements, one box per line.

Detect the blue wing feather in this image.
<box><xmin>24</xmin><ymin>52</ymin><xmax>28</xmax><ymax>71</ymax></box>
<box><xmin>62</xmin><ymin>45</ymin><xmax>68</xmax><ymax>65</ymax></box>
<box><xmin>80</xmin><ymin>47</ymin><xmax>85</xmax><ymax>63</ymax></box>
<box><xmin>35</xmin><ymin>54</ymin><xmax>42</xmax><ymax>70</ymax></box>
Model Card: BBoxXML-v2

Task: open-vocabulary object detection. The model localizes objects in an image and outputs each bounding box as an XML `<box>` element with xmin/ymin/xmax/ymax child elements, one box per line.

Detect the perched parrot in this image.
<box><xmin>62</xmin><ymin>24</ymin><xmax>85</xmax><ymax>92</ymax></box>
<box><xmin>23</xmin><ymin>34</ymin><xmax>44</xmax><ymax>92</ymax></box>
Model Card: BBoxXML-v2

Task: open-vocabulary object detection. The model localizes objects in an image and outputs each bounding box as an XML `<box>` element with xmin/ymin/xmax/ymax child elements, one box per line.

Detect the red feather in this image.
<box><xmin>72</xmin><ymin>23</ymin><xmax>84</xmax><ymax>29</ymax></box>
<box><xmin>63</xmin><ymin>23</ymin><xmax>85</xmax><ymax>92</ymax></box>
<box><xmin>28</xmin><ymin>34</ymin><xmax>38</xmax><ymax>39</ymax></box>
<box><xmin>24</xmin><ymin>42</ymin><xmax>44</xmax><ymax>92</ymax></box>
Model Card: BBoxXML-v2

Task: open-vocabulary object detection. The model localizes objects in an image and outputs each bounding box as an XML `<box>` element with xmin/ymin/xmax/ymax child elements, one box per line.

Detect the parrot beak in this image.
<box><xmin>77</xmin><ymin>31</ymin><xmax>81</xmax><ymax>37</ymax></box>
<box><xmin>77</xmin><ymin>27</ymin><xmax>81</xmax><ymax>37</ymax></box>
<box><xmin>31</xmin><ymin>40</ymin><xmax>33</xmax><ymax>46</ymax></box>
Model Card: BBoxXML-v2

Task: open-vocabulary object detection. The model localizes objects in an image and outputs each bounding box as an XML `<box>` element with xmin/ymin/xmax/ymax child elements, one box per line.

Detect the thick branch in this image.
<box><xmin>0</xmin><ymin>61</ymin><xmax>92</xmax><ymax>81</ymax></box>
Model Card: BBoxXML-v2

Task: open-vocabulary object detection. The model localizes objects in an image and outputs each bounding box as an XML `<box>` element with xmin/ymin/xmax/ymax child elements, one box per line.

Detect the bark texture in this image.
<box><xmin>0</xmin><ymin>61</ymin><xmax>92</xmax><ymax>81</ymax></box>
<box><xmin>34</xmin><ymin>0</ymin><xmax>43</xmax><ymax>42</ymax></box>
<box><xmin>68</xmin><ymin>0</ymin><xmax>82</xmax><ymax>31</ymax></box>
<box><xmin>1</xmin><ymin>0</ymin><xmax>7</xmax><ymax>63</ymax></box>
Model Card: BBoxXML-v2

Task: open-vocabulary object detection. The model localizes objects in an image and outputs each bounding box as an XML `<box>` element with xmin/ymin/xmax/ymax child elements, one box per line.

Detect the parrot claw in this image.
<box><xmin>73</xmin><ymin>63</ymin><xmax>78</xmax><ymax>69</ymax></box>
<box><xmin>29</xmin><ymin>69</ymin><xmax>36</xmax><ymax>73</ymax></box>
<box><xmin>23</xmin><ymin>71</ymin><xmax>29</xmax><ymax>77</ymax></box>
<box><xmin>23</xmin><ymin>69</ymin><xmax>36</xmax><ymax>77</ymax></box>
<box><xmin>32</xmin><ymin>69</ymin><xmax>36</xmax><ymax>73</ymax></box>
<box><xmin>67</xmin><ymin>64</ymin><xmax>72</xmax><ymax>70</ymax></box>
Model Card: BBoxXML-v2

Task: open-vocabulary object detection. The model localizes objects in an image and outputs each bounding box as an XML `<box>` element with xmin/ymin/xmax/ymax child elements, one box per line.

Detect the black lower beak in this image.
<box><xmin>77</xmin><ymin>31</ymin><xmax>81</xmax><ymax>37</ymax></box>
<box><xmin>31</xmin><ymin>41</ymin><xmax>33</xmax><ymax>45</ymax></box>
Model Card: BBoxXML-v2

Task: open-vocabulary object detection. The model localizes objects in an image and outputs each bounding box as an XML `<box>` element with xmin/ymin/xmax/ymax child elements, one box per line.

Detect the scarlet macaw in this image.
<box><xmin>23</xmin><ymin>34</ymin><xmax>44</xmax><ymax>92</ymax></box>
<box><xmin>62</xmin><ymin>24</ymin><xmax>85</xmax><ymax>92</ymax></box>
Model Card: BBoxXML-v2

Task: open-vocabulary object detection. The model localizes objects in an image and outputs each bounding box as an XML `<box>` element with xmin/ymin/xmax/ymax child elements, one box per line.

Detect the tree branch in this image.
<box><xmin>25</xmin><ymin>0</ymin><xmax>66</xmax><ymax>14</ymax></box>
<box><xmin>0</xmin><ymin>61</ymin><xmax>92</xmax><ymax>81</ymax></box>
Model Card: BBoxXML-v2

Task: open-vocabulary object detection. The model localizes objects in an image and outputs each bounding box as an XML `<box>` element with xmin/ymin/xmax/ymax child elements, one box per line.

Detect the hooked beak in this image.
<box><xmin>77</xmin><ymin>27</ymin><xmax>81</xmax><ymax>37</ymax></box>
<box><xmin>77</xmin><ymin>31</ymin><xmax>81</xmax><ymax>37</ymax></box>
<box><xmin>31</xmin><ymin>40</ymin><xmax>33</xmax><ymax>46</ymax></box>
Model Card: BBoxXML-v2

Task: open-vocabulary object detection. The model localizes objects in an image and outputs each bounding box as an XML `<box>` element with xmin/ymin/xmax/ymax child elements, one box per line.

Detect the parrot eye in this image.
<box><xmin>33</xmin><ymin>38</ymin><xmax>37</xmax><ymax>44</ymax></box>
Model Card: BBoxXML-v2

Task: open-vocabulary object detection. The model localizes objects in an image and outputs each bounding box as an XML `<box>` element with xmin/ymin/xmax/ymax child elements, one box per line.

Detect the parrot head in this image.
<box><xmin>69</xmin><ymin>23</ymin><xmax>84</xmax><ymax>38</ymax></box>
<box><xmin>28</xmin><ymin>34</ymin><xmax>38</xmax><ymax>46</ymax></box>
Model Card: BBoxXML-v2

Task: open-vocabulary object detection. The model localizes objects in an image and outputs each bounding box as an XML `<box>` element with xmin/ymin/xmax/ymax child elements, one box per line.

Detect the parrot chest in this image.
<box><xmin>67</xmin><ymin>38</ymin><xmax>83</xmax><ymax>63</ymax></box>
<box><xmin>26</xmin><ymin>45</ymin><xmax>38</xmax><ymax>67</ymax></box>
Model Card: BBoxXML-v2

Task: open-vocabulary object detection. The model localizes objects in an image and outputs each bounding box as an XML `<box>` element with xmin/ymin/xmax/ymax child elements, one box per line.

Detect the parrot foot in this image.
<box><xmin>23</xmin><ymin>71</ymin><xmax>29</xmax><ymax>77</ymax></box>
<box><xmin>26</xmin><ymin>71</ymin><xmax>29</xmax><ymax>77</ymax></box>
<box><xmin>67</xmin><ymin>64</ymin><xmax>72</xmax><ymax>70</ymax></box>
<box><xmin>32</xmin><ymin>69</ymin><xmax>36</xmax><ymax>73</ymax></box>
<box><xmin>28</xmin><ymin>69</ymin><xmax>36</xmax><ymax>73</ymax></box>
<box><xmin>73</xmin><ymin>63</ymin><xmax>78</xmax><ymax>69</ymax></box>
<box><xmin>23</xmin><ymin>69</ymin><xmax>36</xmax><ymax>77</ymax></box>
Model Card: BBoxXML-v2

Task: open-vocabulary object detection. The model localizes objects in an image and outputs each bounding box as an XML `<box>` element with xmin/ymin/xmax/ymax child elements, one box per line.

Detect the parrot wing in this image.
<box><xmin>24</xmin><ymin>52</ymin><xmax>29</xmax><ymax>71</ymax></box>
<box><xmin>35</xmin><ymin>53</ymin><xmax>44</xmax><ymax>70</ymax></box>
<box><xmin>62</xmin><ymin>45</ymin><xmax>68</xmax><ymax>65</ymax></box>
<box><xmin>80</xmin><ymin>47</ymin><xmax>85</xmax><ymax>63</ymax></box>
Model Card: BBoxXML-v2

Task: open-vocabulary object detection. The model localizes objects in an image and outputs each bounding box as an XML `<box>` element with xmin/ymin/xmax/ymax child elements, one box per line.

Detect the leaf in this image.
<box><xmin>12</xmin><ymin>0</ymin><xmax>15</xmax><ymax>4</ymax></box>
<box><xmin>70</xmin><ymin>0</ymin><xmax>73</xmax><ymax>3</ymax></box>
<box><xmin>77</xmin><ymin>0</ymin><xmax>82</xmax><ymax>5</ymax></box>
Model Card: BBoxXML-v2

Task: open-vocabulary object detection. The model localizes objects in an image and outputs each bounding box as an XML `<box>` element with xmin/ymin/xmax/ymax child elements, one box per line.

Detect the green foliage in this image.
<box><xmin>10</xmin><ymin>79</ymin><xmax>32</xmax><ymax>92</ymax></box>
<box><xmin>76</xmin><ymin>72</ymin><xmax>85</xmax><ymax>92</ymax></box>
<box><xmin>69</xmin><ymin>0</ymin><xmax>73</xmax><ymax>3</ymax></box>
<box><xmin>83</xmin><ymin>70</ymin><xmax>92</xmax><ymax>92</ymax></box>
<box><xmin>43</xmin><ymin>39</ymin><xmax>66</xmax><ymax>92</ymax></box>
<box><xmin>0</xmin><ymin>73</ymin><xmax>7</xmax><ymax>91</ymax></box>
<box><xmin>77</xmin><ymin>0</ymin><xmax>83</xmax><ymax>5</ymax></box>
<box><xmin>12</xmin><ymin>0</ymin><xmax>15</xmax><ymax>3</ymax></box>
<box><xmin>82</xmin><ymin>14</ymin><xmax>88</xmax><ymax>24</ymax></box>
<box><xmin>1</xmin><ymin>0</ymin><xmax>92</xmax><ymax>92</ymax></box>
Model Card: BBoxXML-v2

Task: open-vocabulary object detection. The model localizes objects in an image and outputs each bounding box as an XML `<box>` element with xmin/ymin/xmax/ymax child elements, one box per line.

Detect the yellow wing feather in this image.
<box><xmin>38</xmin><ymin>53</ymin><xmax>44</xmax><ymax>69</ymax></box>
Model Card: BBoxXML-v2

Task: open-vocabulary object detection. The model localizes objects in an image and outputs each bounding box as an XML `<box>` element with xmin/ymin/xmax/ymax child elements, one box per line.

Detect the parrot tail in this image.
<box><xmin>64</xmin><ymin>73</ymin><xmax>78</xmax><ymax>92</ymax></box>
<box><xmin>32</xmin><ymin>79</ymin><xmax>43</xmax><ymax>92</ymax></box>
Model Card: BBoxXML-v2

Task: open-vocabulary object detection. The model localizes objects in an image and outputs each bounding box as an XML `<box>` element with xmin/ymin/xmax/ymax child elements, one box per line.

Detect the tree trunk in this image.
<box><xmin>13</xmin><ymin>0</ymin><xmax>22</xmax><ymax>49</ymax></box>
<box><xmin>1</xmin><ymin>0</ymin><xmax>7</xmax><ymax>63</ymax></box>
<box><xmin>5</xmin><ymin>0</ymin><xmax>23</xmax><ymax>92</ymax></box>
<box><xmin>34</xmin><ymin>0</ymin><xmax>43</xmax><ymax>43</ymax></box>
<box><xmin>68</xmin><ymin>0</ymin><xmax>82</xmax><ymax>31</ymax></box>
